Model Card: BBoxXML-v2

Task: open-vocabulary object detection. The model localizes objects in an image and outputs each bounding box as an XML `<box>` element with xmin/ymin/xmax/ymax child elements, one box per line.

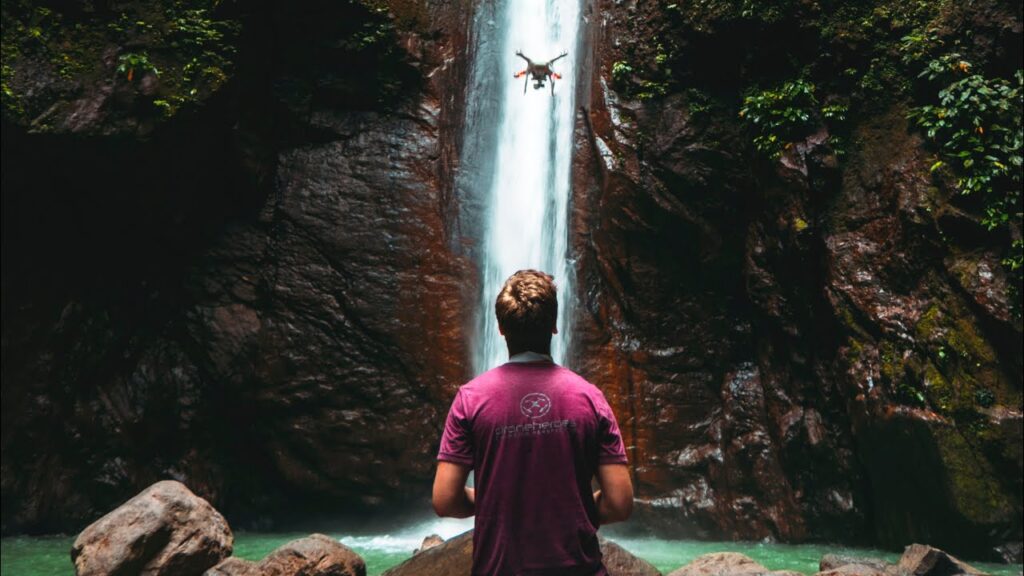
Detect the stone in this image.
<box><xmin>666</xmin><ymin>552</ymin><xmax>768</xmax><ymax>576</ymax></box>
<box><xmin>994</xmin><ymin>541</ymin><xmax>1022</xmax><ymax>564</ymax></box>
<box><xmin>383</xmin><ymin>531</ymin><xmax>660</xmax><ymax>576</ymax></box>
<box><xmin>381</xmin><ymin>531</ymin><xmax>473</xmax><ymax>576</ymax></box>
<box><xmin>257</xmin><ymin>534</ymin><xmax>365</xmax><ymax>576</ymax></box>
<box><xmin>820</xmin><ymin>554</ymin><xmax>892</xmax><ymax>573</ymax></box>
<box><xmin>600</xmin><ymin>538</ymin><xmax>662</xmax><ymax>576</ymax></box>
<box><xmin>71</xmin><ymin>480</ymin><xmax>232</xmax><ymax>576</ymax></box>
<box><xmin>204</xmin><ymin>557</ymin><xmax>261</xmax><ymax>576</ymax></box>
<box><xmin>897</xmin><ymin>544</ymin><xmax>987</xmax><ymax>576</ymax></box>
<box><xmin>414</xmin><ymin>534</ymin><xmax>444</xmax><ymax>554</ymax></box>
<box><xmin>816</xmin><ymin>565</ymin><xmax>888</xmax><ymax>576</ymax></box>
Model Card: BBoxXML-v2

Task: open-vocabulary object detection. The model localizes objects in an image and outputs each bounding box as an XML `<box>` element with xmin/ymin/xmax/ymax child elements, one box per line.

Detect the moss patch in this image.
<box><xmin>1</xmin><ymin>0</ymin><xmax>240</xmax><ymax>124</ymax></box>
<box><xmin>934</xmin><ymin>424</ymin><xmax>1013</xmax><ymax>524</ymax></box>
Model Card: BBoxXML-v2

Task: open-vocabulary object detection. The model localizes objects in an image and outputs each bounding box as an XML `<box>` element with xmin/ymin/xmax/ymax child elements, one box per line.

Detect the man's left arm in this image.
<box><xmin>432</xmin><ymin>462</ymin><xmax>475</xmax><ymax>518</ymax></box>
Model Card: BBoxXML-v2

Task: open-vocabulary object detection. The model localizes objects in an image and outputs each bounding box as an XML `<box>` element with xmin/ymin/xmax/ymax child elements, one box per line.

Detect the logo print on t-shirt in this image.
<box><xmin>520</xmin><ymin>392</ymin><xmax>552</xmax><ymax>419</ymax></box>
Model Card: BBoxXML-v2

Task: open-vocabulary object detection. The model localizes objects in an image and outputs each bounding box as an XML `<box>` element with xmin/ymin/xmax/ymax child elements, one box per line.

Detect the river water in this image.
<box><xmin>3</xmin><ymin>516</ymin><xmax>1021</xmax><ymax>575</ymax></box>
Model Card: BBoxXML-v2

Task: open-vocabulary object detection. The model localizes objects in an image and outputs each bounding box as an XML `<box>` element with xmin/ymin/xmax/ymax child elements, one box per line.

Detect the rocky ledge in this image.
<box><xmin>72</xmin><ymin>480</ymin><xmax>999</xmax><ymax>576</ymax></box>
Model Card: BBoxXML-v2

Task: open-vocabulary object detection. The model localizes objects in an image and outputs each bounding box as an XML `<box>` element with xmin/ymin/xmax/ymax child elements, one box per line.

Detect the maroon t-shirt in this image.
<box><xmin>437</xmin><ymin>360</ymin><xmax>629</xmax><ymax>576</ymax></box>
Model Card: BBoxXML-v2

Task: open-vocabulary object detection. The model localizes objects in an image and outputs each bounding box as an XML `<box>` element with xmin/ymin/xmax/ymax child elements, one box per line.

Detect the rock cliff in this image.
<box><xmin>572</xmin><ymin>0</ymin><xmax>1021</xmax><ymax>560</ymax></box>
<box><xmin>2</xmin><ymin>0</ymin><xmax>473</xmax><ymax>531</ymax></box>
<box><xmin>2</xmin><ymin>0</ymin><xmax>1021</xmax><ymax>563</ymax></box>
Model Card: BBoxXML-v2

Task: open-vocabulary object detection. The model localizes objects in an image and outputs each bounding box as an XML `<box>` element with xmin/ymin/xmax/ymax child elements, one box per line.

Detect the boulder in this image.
<box><xmin>414</xmin><ymin>534</ymin><xmax>444</xmax><ymax>554</ymax></box>
<box><xmin>382</xmin><ymin>530</ymin><xmax>660</xmax><ymax>576</ymax></box>
<box><xmin>382</xmin><ymin>531</ymin><xmax>473</xmax><ymax>576</ymax></box>
<box><xmin>71</xmin><ymin>480</ymin><xmax>232</xmax><ymax>576</ymax></box>
<box><xmin>816</xmin><ymin>565</ymin><xmax>888</xmax><ymax>576</ymax></box>
<box><xmin>820</xmin><ymin>554</ymin><xmax>892</xmax><ymax>573</ymax></box>
<box><xmin>994</xmin><ymin>542</ymin><xmax>1022</xmax><ymax>564</ymax></box>
<box><xmin>204</xmin><ymin>557</ymin><xmax>261</xmax><ymax>576</ymax></box>
<box><xmin>257</xmin><ymin>534</ymin><xmax>365</xmax><ymax>576</ymax></box>
<box><xmin>897</xmin><ymin>544</ymin><xmax>987</xmax><ymax>576</ymax></box>
<box><xmin>600</xmin><ymin>538</ymin><xmax>662</xmax><ymax>576</ymax></box>
<box><xmin>667</xmin><ymin>552</ymin><xmax>768</xmax><ymax>576</ymax></box>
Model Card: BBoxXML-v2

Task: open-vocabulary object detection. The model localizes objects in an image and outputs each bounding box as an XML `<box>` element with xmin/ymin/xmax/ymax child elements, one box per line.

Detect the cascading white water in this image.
<box><xmin>473</xmin><ymin>0</ymin><xmax>581</xmax><ymax>373</ymax></box>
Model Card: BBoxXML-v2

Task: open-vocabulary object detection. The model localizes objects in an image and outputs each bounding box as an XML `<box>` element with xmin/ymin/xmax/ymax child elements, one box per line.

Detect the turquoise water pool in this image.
<box><xmin>2</xmin><ymin>518</ymin><xmax>1020</xmax><ymax>576</ymax></box>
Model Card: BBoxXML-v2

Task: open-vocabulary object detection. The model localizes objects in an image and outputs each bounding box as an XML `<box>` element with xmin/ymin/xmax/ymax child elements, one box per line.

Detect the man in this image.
<box><xmin>433</xmin><ymin>269</ymin><xmax>634</xmax><ymax>575</ymax></box>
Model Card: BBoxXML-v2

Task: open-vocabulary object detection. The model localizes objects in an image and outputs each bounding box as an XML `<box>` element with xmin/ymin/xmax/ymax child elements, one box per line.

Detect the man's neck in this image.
<box><xmin>507</xmin><ymin>344</ymin><xmax>551</xmax><ymax>357</ymax></box>
<box><xmin>508</xmin><ymin>350</ymin><xmax>553</xmax><ymax>363</ymax></box>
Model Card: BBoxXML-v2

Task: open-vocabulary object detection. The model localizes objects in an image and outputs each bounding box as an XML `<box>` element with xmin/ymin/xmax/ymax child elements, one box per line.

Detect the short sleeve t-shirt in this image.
<box><xmin>437</xmin><ymin>361</ymin><xmax>629</xmax><ymax>576</ymax></box>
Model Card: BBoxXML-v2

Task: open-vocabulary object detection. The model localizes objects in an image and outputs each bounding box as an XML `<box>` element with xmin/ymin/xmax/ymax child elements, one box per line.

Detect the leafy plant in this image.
<box><xmin>611</xmin><ymin>61</ymin><xmax>633</xmax><ymax>86</ymax></box>
<box><xmin>739</xmin><ymin>79</ymin><xmax>817</xmax><ymax>158</ymax></box>
<box><xmin>116</xmin><ymin>52</ymin><xmax>157</xmax><ymax>82</ymax></box>
<box><xmin>912</xmin><ymin>68</ymin><xmax>1022</xmax><ymax>227</ymax></box>
<box><xmin>911</xmin><ymin>57</ymin><xmax>1023</xmax><ymax>275</ymax></box>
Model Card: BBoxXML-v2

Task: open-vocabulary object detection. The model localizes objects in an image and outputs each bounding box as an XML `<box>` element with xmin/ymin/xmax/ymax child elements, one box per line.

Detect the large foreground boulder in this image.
<box><xmin>257</xmin><ymin>534</ymin><xmax>365</xmax><ymax>576</ymax></box>
<box><xmin>382</xmin><ymin>530</ymin><xmax>660</xmax><ymax>576</ymax></box>
<box><xmin>71</xmin><ymin>480</ymin><xmax>232</xmax><ymax>576</ymax></box>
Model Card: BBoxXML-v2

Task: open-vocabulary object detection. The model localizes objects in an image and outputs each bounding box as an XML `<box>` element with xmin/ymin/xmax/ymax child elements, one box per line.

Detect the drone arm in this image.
<box><xmin>515</xmin><ymin>51</ymin><xmax>533</xmax><ymax>66</ymax></box>
<box><xmin>547</xmin><ymin>51</ymin><xmax>568</xmax><ymax>66</ymax></box>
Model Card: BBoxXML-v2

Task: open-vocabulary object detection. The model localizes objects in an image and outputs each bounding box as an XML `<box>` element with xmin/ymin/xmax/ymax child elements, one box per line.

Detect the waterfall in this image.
<box><xmin>467</xmin><ymin>0</ymin><xmax>581</xmax><ymax>373</ymax></box>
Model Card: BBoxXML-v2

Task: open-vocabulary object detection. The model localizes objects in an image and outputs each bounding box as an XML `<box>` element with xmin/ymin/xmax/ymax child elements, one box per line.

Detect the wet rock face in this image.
<box><xmin>571</xmin><ymin>66</ymin><xmax>863</xmax><ymax>543</ymax></box>
<box><xmin>2</xmin><ymin>0</ymin><xmax>471</xmax><ymax>532</ymax></box>
<box><xmin>575</xmin><ymin>0</ymin><xmax>1021</xmax><ymax>560</ymax></box>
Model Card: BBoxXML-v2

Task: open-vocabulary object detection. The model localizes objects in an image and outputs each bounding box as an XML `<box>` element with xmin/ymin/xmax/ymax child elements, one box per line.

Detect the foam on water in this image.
<box><xmin>338</xmin><ymin>517</ymin><xmax>474</xmax><ymax>553</ymax></box>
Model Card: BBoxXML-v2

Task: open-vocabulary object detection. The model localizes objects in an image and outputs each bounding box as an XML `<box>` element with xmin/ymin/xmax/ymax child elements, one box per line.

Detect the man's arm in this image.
<box><xmin>432</xmin><ymin>461</ymin><xmax>475</xmax><ymax>518</ymax></box>
<box><xmin>593</xmin><ymin>463</ymin><xmax>633</xmax><ymax>525</ymax></box>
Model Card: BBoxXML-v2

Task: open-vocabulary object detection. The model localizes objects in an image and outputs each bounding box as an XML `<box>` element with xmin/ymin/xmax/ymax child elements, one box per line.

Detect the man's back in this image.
<box><xmin>438</xmin><ymin>360</ymin><xmax>628</xmax><ymax>576</ymax></box>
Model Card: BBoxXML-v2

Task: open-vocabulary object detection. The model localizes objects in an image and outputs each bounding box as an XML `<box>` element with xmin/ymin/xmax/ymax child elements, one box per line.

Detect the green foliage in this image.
<box><xmin>911</xmin><ymin>57</ymin><xmax>1023</xmax><ymax>274</ymax></box>
<box><xmin>913</xmin><ymin>65</ymin><xmax>1022</xmax><ymax>227</ymax></box>
<box><xmin>155</xmin><ymin>4</ymin><xmax>238</xmax><ymax>113</ymax></box>
<box><xmin>1</xmin><ymin>0</ymin><xmax>240</xmax><ymax>121</ymax></box>
<box><xmin>116</xmin><ymin>52</ymin><xmax>158</xmax><ymax>81</ymax></box>
<box><xmin>739</xmin><ymin>79</ymin><xmax>848</xmax><ymax>158</ymax></box>
<box><xmin>611</xmin><ymin>60</ymin><xmax>634</xmax><ymax>87</ymax></box>
<box><xmin>672</xmin><ymin>0</ymin><xmax>799</xmax><ymax>30</ymax></box>
<box><xmin>686</xmin><ymin>88</ymin><xmax>714</xmax><ymax>117</ymax></box>
<box><xmin>608</xmin><ymin>14</ymin><xmax>678</xmax><ymax>103</ymax></box>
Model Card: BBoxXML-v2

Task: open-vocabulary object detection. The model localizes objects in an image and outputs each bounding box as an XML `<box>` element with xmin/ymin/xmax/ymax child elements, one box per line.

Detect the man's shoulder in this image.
<box><xmin>459</xmin><ymin>364</ymin><xmax>509</xmax><ymax>391</ymax></box>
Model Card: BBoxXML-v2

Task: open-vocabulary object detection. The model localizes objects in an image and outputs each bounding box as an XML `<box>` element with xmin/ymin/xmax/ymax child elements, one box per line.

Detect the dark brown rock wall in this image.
<box><xmin>1</xmin><ymin>0</ymin><xmax>473</xmax><ymax>533</ymax></box>
<box><xmin>571</xmin><ymin>0</ymin><xmax>1021</xmax><ymax>560</ymax></box>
